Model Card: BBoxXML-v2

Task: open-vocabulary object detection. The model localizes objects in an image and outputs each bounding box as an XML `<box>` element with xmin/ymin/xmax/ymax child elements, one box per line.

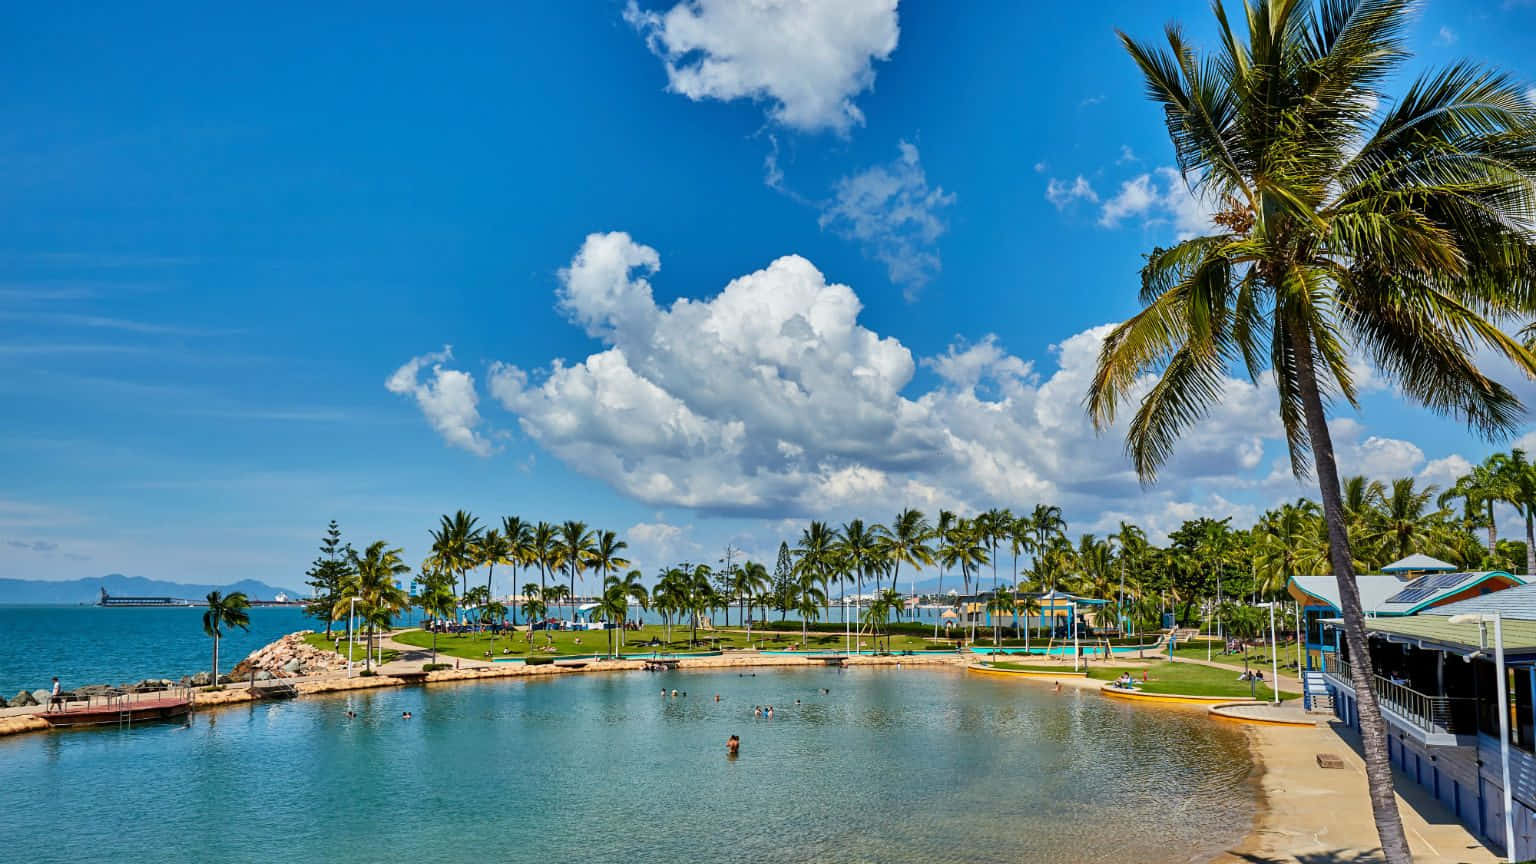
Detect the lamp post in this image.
<box><xmin>1451</xmin><ymin>612</ymin><xmax>1515</xmax><ymax>863</ymax></box>
<box><xmin>1268</xmin><ymin>602</ymin><xmax>1280</xmax><ymax>705</ymax></box>
<box><xmin>347</xmin><ymin>596</ymin><xmax>359</xmax><ymax>678</ymax></box>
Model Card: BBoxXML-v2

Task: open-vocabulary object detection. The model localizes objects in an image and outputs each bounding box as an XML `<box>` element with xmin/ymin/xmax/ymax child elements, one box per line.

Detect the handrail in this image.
<box><xmin>1325</xmin><ymin>658</ymin><xmax>1474</xmax><ymax>735</ymax></box>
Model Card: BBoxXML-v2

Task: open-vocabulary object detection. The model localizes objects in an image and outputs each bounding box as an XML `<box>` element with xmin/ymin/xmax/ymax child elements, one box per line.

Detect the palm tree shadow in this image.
<box><xmin>1226</xmin><ymin>851</ymin><xmax>1384</xmax><ymax>864</ymax></box>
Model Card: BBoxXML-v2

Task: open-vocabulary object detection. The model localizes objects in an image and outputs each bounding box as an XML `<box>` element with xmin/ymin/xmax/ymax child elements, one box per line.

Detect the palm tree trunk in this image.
<box><xmin>212</xmin><ymin>631</ymin><xmax>219</xmax><ymax>686</ymax></box>
<box><xmin>1525</xmin><ymin>512</ymin><xmax>1535</xmax><ymax>577</ymax></box>
<box><xmin>1488</xmin><ymin>501</ymin><xmax>1498</xmax><ymax>558</ymax></box>
<box><xmin>1294</xmin><ymin>330</ymin><xmax>1412</xmax><ymax>864</ymax></box>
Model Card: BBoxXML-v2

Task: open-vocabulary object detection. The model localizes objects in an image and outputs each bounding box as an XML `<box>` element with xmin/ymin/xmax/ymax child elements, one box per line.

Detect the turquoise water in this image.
<box><xmin>0</xmin><ymin>667</ymin><xmax>1256</xmax><ymax>863</ymax></box>
<box><xmin>0</xmin><ymin>605</ymin><xmax>323</xmax><ymax>696</ymax></box>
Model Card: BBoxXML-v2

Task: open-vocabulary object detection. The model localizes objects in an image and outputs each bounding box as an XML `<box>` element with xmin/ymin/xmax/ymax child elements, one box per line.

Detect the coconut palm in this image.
<box><xmin>1025</xmin><ymin>505</ymin><xmax>1067</xmax><ymax>593</ymax></box>
<box><xmin>345</xmin><ymin>541</ymin><xmax>411</xmax><ymax>671</ymax></box>
<box><xmin>1255</xmin><ymin>500</ymin><xmax>1319</xmax><ymax>593</ymax></box>
<box><xmin>939</xmin><ymin>518</ymin><xmax>989</xmax><ymax>642</ymax></box>
<box><xmin>684</xmin><ymin>564</ymin><xmax>715</xmax><ymax>646</ymax></box>
<box><xmin>503</xmin><ymin>516</ymin><xmax>533</xmax><ymax>602</ymax></box>
<box><xmin>978</xmin><ymin>508</ymin><xmax>1012</xmax><ymax>595</ymax></box>
<box><xmin>611</xmin><ymin>569</ymin><xmax>649</xmax><ymax>648</ymax></box>
<box><xmin>933</xmin><ymin>509</ymin><xmax>956</xmax><ymax>612</ymax></box>
<box><xmin>733</xmin><ymin>560</ymin><xmax>770</xmax><ymax>640</ymax></box>
<box><xmin>653</xmin><ymin>566</ymin><xmax>688</xmax><ymax>644</ymax></box>
<box><xmin>415</xmin><ymin>568</ymin><xmax>457</xmax><ymax>664</ymax></box>
<box><xmin>478</xmin><ymin>528</ymin><xmax>511</xmax><ymax>607</ymax></box>
<box><xmin>1088</xmin><ymin>3</ymin><xmax>1536</xmax><ymax>856</ymax></box>
<box><xmin>1364</xmin><ymin>477</ymin><xmax>1453</xmax><ymax>563</ymax></box>
<box><xmin>793</xmin><ymin>576</ymin><xmax>827</xmax><ymax>647</ymax></box>
<box><xmin>884</xmin><ymin>508</ymin><xmax>934</xmax><ymax>596</ymax></box>
<box><xmin>590</xmin><ymin>530</ymin><xmax>631</xmax><ymax>601</ymax></box>
<box><xmin>836</xmin><ymin>519</ymin><xmax>882</xmax><ymax>634</ymax></box>
<box><xmin>203</xmin><ymin>590</ymin><xmax>250</xmax><ymax>686</ymax></box>
<box><xmin>531</xmin><ymin>521</ymin><xmax>558</xmax><ymax>603</ymax></box>
<box><xmin>521</xmin><ymin>594</ymin><xmax>548</xmax><ymax>648</ymax></box>
<box><xmin>557</xmin><ymin>520</ymin><xmax>596</xmax><ymax>621</ymax></box>
<box><xmin>1490</xmin><ymin>449</ymin><xmax>1536</xmax><ymax>576</ymax></box>
<box><xmin>596</xmin><ymin>575</ymin><xmax>631</xmax><ymax>658</ymax></box>
<box><xmin>793</xmin><ymin>520</ymin><xmax>841</xmax><ymax>617</ymax></box>
<box><xmin>984</xmin><ymin>591</ymin><xmax>1016</xmax><ymax>650</ymax></box>
<box><xmin>1440</xmin><ymin>463</ymin><xmax>1502</xmax><ymax>558</ymax></box>
<box><xmin>429</xmin><ymin>510</ymin><xmax>483</xmax><ymax>612</ymax></box>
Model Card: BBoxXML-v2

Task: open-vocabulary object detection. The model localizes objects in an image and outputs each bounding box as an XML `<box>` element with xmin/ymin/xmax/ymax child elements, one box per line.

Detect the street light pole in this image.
<box><xmin>1453</xmin><ymin>612</ymin><xmax>1516</xmax><ymax>862</ymax></box>
<box><xmin>347</xmin><ymin>597</ymin><xmax>358</xmax><ymax>678</ymax></box>
<box><xmin>1269</xmin><ymin>601</ymin><xmax>1280</xmax><ymax>705</ymax></box>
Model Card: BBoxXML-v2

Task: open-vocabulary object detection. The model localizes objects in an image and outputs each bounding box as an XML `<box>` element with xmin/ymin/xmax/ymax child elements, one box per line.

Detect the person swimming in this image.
<box><xmin>727</xmin><ymin>734</ymin><xmax>740</xmax><ymax>755</ymax></box>
<box><xmin>402</xmin><ymin>711</ymin><xmax>412</xmax><ymax>719</ymax></box>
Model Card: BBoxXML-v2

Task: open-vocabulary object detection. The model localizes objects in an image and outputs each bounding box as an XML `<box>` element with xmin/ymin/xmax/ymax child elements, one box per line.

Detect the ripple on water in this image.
<box><xmin>0</xmin><ymin>667</ymin><xmax>1255</xmax><ymax>864</ymax></box>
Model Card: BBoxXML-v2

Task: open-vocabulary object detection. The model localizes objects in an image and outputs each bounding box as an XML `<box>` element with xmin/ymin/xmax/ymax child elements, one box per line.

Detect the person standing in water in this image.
<box><xmin>727</xmin><ymin>734</ymin><xmax>740</xmax><ymax>756</ymax></box>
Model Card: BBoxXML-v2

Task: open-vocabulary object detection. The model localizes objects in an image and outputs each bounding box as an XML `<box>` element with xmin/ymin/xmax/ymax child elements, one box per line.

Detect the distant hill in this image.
<box><xmin>0</xmin><ymin>573</ymin><xmax>305</xmax><ymax>605</ymax></box>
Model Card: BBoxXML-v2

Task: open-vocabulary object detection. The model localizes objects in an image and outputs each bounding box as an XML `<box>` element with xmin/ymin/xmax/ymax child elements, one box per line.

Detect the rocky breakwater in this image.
<box><xmin>230</xmin><ymin>631</ymin><xmax>346</xmax><ymax>681</ymax></box>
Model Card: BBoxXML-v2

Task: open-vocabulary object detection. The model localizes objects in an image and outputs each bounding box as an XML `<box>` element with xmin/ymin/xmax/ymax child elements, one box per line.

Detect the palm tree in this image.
<box><xmin>793</xmin><ymin>576</ymin><xmax>827</xmax><ymax>647</ymax></box>
<box><xmin>884</xmin><ymin>508</ymin><xmax>934</xmax><ymax>596</ymax></box>
<box><xmin>837</xmin><ymin>519</ymin><xmax>882</xmax><ymax>635</ymax></box>
<box><xmin>203</xmin><ymin>591</ymin><xmax>250</xmax><ymax>686</ymax></box>
<box><xmin>557</xmin><ymin>520</ymin><xmax>596</xmax><ymax>622</ymax></box>
<box><xmin>345</xmin><ymin>541</ymin><xmax>411</xmax><ymax>671</ymax></box>
<box><xmin>531</xmin><ymin>521</ymin><xmax>558</xmax><ymax>605</ymax></box>
<box><xmin>932</xmin><ymin>509</ymin><xmax>956</xmax><ymax>633</ymax></box>
<box><xmin>478</xmin><ymin>529</ymin><xmax>511</xmax><ymax>607</ymax></box>
<box><xmin>415</xmin><ymin>569</ymin><xmax>457</xmax><ymax>664</ymax></box>
<box><xmin>590</xmin><ymin>530</ymin><xmax>631</xmax><ymax>603</ymax></box>
<box><xmin>1025</xmin><ymin>505</ymin><xmax>1067</xmax><ymax>593</ymax></box>
<box><xmin>1364</xmin><ymin>477</ymin><xmax>1452</xmax><ymax>562</ymax></box>
<box><xmin>503</xmin><ymin>516</ymin><xmax>533</xmax><ymax>603</ymax></box>
<box><xmin>611</xmin><ymin>569</ymin><xmax>649</xmax><ymax>648</ymax></box>
<box><xmin>654</xmin><ymin>566</ymin><xmax>688</xmax><ymax>644</ymax></box>
<box><xmin>1255</xmin><ymin>500</ymin><xmax>1318</xmax><ymax>594</ymax></box>
<box><xmin>685</xmin><ymin>564</ymin><xmax>715</xmax><ymax>646</ymax></box>
<box><xmin>979</xmin><ymin>507</ymin><xmax>1012</xmax><ymax>595</ymax></box>
<box><xmin>543</xmin><ymin>583</ymin><xmax>570</xmax><ymax>626</ymax></box>
<box><xmin>862</xmin><ymin>589</ymin><xmax>903</xmax><ymax>653</ymax></box>
<box><xmin>939</xmin><ymin>518</ymin><xmax>988</xmax><ymax>642</ymax></box>
<box><xmin>734</xmin><ymin>561</ymin><xmax>770</xmax><ymax>641</ymax></box>
<box><xmin>520</xmin><ymin>591</ymin><xmax>548</xmax><ymax>648</ymax></box>
<box><xmin>1007</xmin><ymin>516</ymin><xmax>1034</xmax><ymax>596</ymax></box>
<box><xmin>1088</xmin><ymin>4</ymin><xmax>1536</xmax><ymax>856</ymax></box>
<box><xmin>1490</xmin><ymin>449</ymin><xmax>1536</xmax><ymax>576</ymax></box>
<box><xmin>596</xmin><ymin>575</ymin><xmax>630</xmax><ymax>658</ymax></box>
<box><xmin>793</xmin><ymin>520</ymin><xmax>840</xmax><ymax>622</ymax></box>
<box><xmin>985</xmin><ymin>591</ymin><xmax>1015</xmax><ymax>651</ymax></box>
<box><xmin>430</xmin><ymin>510</ymin><xmax>483</xmax><ymax>613</ymax></box>
<box><xmin>1440</xmin><ymin>463</ymin><xmax>1501</xmax><ymax>558</ymax></box>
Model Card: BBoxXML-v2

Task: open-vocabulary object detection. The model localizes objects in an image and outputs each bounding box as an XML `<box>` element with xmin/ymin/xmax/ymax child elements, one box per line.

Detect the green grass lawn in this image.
<box><xmin>302</xmin><ymin>631</ymin><xmax>399</xmax><ymax>665</ymax></box>
<box><xmin>1088</xmin><ymin>661</ymin><xmax>1297</xmax><ymax>700</ymax></box>
<box><xmin>391</xmin><ymin>624</ymin><xmax>955</xmax><ymax>661</ymax></box>
<box><xmin>1167</xmin><ymin>642</ymin><xmax>1305</xmax><ymax>671</ymax></box>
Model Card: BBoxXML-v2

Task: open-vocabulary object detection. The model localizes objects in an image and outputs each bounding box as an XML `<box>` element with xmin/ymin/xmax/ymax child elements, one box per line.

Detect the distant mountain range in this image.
<box><xmin>0</xmin><ymin>573</ymin><xmax>305</xmax><ymax>605</ymax></box>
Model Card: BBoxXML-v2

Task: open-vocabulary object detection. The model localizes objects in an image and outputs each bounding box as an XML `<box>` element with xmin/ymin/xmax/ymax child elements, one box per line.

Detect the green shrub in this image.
<box><xmin>422</xmin><ymin>663</ymin><xmax>451</xmax><ymax>672</ymax></box>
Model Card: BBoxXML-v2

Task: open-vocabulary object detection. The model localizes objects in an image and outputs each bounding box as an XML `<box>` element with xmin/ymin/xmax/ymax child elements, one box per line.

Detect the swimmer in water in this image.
<box><xmin>402</xmin><ymin>711</ymin><xmax>412</xmax><ymax>719</ymax></box>
<box><xmin>727</xmin><ymin>734</ymin><xmax>740</xmax><ymax>756</ymax></box>
<box><xmin>714</xmin><ymin>694</ymin><xmax>720</xmax><ymax>702</ymax></box>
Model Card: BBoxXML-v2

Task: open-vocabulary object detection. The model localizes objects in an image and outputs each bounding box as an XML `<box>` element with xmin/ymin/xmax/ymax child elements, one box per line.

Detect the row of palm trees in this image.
<box><xmin>423</xmin><ymin>511</ymin><xmax>632</xmax><ymax>623</ymax></box>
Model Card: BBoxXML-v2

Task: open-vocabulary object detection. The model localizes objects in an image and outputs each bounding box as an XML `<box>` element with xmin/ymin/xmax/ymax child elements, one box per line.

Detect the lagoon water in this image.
<box><xmin>0</xmin><ymin>603</ymin><xmax>988</xmax><ymax>697</ymax></box>
<box><xmin>0</xmin><ymin>666</ymin><xmax>1255</xmax><ymax>863</ymax></box>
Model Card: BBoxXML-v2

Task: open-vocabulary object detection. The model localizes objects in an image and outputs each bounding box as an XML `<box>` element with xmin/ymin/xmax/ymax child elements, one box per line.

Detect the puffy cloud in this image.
<box><xmin>625</xmin><ymin>520</ymin><xmax>701</xmax><ymax>571</ymax></box>
<box><xmin>1045</xmin><ymin>176</ymin><xmax>1098</xmax><ymax>209</ymax></box>
<box><xmin>1097</xmin><ymin>167</ymin><xmax>1216</xmax><ymax>239</ymax></box>
<box><xmin>819</xmin><ymin>140</ymin><xmax>955</xmax><ymax>299</ymax></box>
<box><xmin>483</xmin><ymin>233</ymin><xmax>1284</xmax><ymax>527</ymax></box>
<box><xmin>1328</xmin><ymin>419</ymin><xmax>1426</xmax><ymax>480</ymax></box>
<box><xmin>623</xmin><ymin>0</ymin><xmax>899</xmax><ymax>135</ymax></box>
<box><xmin>386</xmin><ymin>346</ymin><xmax>494</xmax><ymax>457</ymax></box>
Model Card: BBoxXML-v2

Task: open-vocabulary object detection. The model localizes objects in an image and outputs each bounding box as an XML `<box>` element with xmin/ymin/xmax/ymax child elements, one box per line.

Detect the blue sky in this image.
<box><xmin>4</xmin><ymin>1</ymin><xmax>1535</xmax><ymax>591</ymax></box>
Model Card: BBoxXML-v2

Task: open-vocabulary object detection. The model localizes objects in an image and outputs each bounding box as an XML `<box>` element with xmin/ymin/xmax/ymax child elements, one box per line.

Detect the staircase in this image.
<box><xmin>1302</xmin><ymin>670</ymin><xmax>1333</xmax><ymax>712</ymax></box>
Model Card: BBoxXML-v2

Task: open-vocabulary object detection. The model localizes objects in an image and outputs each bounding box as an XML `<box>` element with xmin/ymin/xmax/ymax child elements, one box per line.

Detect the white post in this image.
<box><xmin>845</xmin><ymin>583</ymin><xmax>851</xmax><ymax>655</ymax></box>
<box><xmin>1295</xmin><ymin>602</ymin><xmax>1304</xmax><ymax>671</ymax></box>
<box><xmin>1071</xmin><ymin>600</ymin><xmax>1080</xmax><ymax>672</ymax></box>
<box><xmin>1269</xmin><ymin>602</ymin><xmax>1279</xmax><ymax>705</ymax></box>
<box><xmin>1495</xmin><ymin>613</ymin><xmax>1516</xmax><ymax>863</ymax></box>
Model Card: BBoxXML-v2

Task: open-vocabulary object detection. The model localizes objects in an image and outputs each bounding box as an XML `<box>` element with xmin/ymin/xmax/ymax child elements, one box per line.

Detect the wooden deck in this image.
<box><xmin>39</xmin><ymin>697</ymin><xmax>191</xmax><ymax>729</ymax></box>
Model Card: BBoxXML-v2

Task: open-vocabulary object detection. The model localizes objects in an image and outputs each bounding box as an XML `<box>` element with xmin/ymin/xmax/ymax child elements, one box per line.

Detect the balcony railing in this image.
<box><xmin>1325</xmin><ymin>658</ymin><xmax>1476</xmax><ymax>736</ymax></box>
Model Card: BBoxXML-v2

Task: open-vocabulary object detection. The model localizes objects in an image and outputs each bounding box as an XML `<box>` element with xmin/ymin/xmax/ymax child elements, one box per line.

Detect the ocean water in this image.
<box><xmin>0</xmin><ymin>666</ymin><xmax>1256</xmax><ymax>863</ymax></box>
<box><xmin>0</xmin><ymin>605</ymin><xmax>327</xmax><ymax>696</ymax></box>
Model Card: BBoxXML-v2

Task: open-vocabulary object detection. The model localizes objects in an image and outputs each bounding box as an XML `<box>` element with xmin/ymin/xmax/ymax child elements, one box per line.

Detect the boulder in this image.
<box><xmin>76</xmin><ymin>684</ymin><xmax>115</xmax><ymax>697</ymax></box>
<box><xmin>0</xmin><ymin>695</ymin><xmax>8</xmax><ymax>708</ymax></box>
<box><xmin>254</xmin><ymin>670</ymin><xmax>273</xmax><ymax>682</ymax></box>
<box><xmin>31</xmin><ymin>689</ymin><xmax>50</xmax><ymax>706</ymax></box>
<box><xmin>11</xmin><ymin>691</ymin><xmax>36</xmax><ymax>707</ymax></box>
<box><xmin>189</xmin><ymin>671</ymin><xmax>212</xmax><ymax>687</ymax></box>
<box><xmin>283</xmin><ymin>658</ymin><xmax>302</xmax><ymax>675</ymax></box>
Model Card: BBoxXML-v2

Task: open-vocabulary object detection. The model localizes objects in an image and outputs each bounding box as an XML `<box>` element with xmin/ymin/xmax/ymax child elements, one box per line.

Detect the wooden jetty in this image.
<box><xmin>40</xmin><ymin>694</ymin><xmax>191</xmax><ymax>729</ymax></box>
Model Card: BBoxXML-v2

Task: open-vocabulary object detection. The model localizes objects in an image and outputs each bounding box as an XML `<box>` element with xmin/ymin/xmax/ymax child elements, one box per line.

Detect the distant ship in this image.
<box><xmin>97</xmin><ymin>588</ymin><xmax>192</xmax><ymax>608</ymax></box>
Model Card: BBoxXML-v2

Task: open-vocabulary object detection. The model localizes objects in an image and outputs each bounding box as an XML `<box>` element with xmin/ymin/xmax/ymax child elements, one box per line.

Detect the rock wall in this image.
<box><xmin>229</xmin><ymin>631</ymin><xmax>346</xmax><ymax>680</ymax></box>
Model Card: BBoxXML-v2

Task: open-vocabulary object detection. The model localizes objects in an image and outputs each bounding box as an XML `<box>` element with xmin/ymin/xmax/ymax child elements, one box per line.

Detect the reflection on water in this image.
<box><xmin>0</xmin><ymin>667</ymin><xmax>1255</xmax><ymax>864</ymax></box>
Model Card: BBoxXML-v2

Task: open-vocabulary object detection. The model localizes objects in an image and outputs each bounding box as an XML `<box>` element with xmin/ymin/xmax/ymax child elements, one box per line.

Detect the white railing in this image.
<box><xmin>1325</xmin><ymin>658</ymin><xmax>1474</xmax><ymax>736</ymax></box>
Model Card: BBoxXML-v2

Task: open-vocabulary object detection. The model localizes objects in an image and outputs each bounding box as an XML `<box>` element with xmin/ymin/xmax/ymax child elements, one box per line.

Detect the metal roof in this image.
<box><xmin>1289</xmin><ymin>571</ymin><xmax>1519</xmax><ymax>615</ymax></box>
<box><xmin>1365</xmin><ymin>614</ymin><xmax>1536</xmax><ymax>656</ymax></box>
<box><xmin>1432</xmin><ymin>581</ymin><xmax>1536</xmax><ymax>622</ymax></box>
<box><xmin>1381</xmin><ymin>553</ymin><xmax>1458</xmax><ymax>573</ymax></box>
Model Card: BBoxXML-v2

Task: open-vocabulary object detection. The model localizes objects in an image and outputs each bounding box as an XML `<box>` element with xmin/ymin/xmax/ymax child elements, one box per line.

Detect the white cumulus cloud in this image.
<box><xmin>623</xmin><ymin>0</ymin><xmax>899</xmax><ymax>135</ymax></box>
<box><xmin>819</xmin><ymin>140</ymin><xmax>955</xmax><ymax>299</ymax></box>
<box><xmin>1045</xmin><ymin>175</ymin><xmax>1097</xmax><ymax>208</ymax></box>
<box><xmin>479</xmin><ymin>233</ymin><xmax>1284</xmax><ymax>527</ymax></box>
<box><xmin>1098</xmin><ymin>167</ymin><xmax>1216</xmax><ymax>239</ymax></box>
<box><xmin>386</xmin><ymin>346</ymin><xmax>494</xmax><ymax>457</ymax></box>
